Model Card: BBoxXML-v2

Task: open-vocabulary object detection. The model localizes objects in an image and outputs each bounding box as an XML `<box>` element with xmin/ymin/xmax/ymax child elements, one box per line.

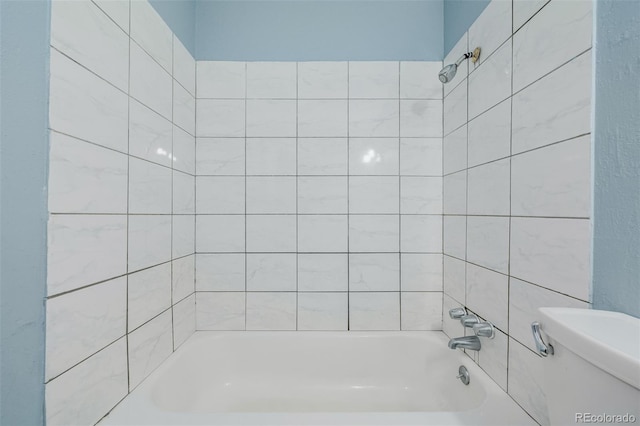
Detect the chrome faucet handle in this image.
<box><xmin>460</xmin><ymin>314</ymin><xmax>480</xmax><ymax>328</ymax></box>
<box><xmin>531</xmin><ymin>322</ymin><xmax>554</xmax><ymax>357</ymax></box>
<box><xmin>448</xmin><ymin>307</ymin><xmax>467</xmax><ymax>319</ymax></box>
<box><xmin>472</xmin><ymin>321</ymin><xmax>495</xmax><ymax>339</ymax></box>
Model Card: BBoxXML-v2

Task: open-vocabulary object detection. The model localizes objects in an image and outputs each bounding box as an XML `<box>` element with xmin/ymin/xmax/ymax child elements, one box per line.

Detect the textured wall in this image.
<box><xmin>592</xmin><ymin>0</ymin><xmax>640</xmax><ymax>318</ymax></box>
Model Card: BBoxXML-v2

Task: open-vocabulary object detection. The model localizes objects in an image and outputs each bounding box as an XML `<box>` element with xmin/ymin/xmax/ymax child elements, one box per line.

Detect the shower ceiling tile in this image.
<box><xmin>197</xmin><ymin>61</ymin><xmax>246</xmax><ymax>99</ymax></box>
<box><xmin>128</xmin><ymin>215</ymin><xmax>172</xmax><ymax>272</ymax></box>
<box><xmin>298</xmin><ymin>177</ymin><xmax>348</xmax><ymax>214</ymax></box>
<box><xmin>400</xmin><ymin>100</ymin><xmax>443</xmax><ymax>137</ymax></box>
<box><xmin>130</xmin><ymin>0</ymin><xmax>173</xmax><ymax>73</ymax></box>
<box><xmin>401</xmin><ymin>253</ymin><xmax>443</xmax><ymax>292</ymax></box>
<box><xmin>468</xmin><ymin>39</ymin><xmax>511</xmax><ymax>120</ymax></box>
<box><xmin>400</xmin><ymin>61</ymin><xmax>443</xmax><ymax>99</ymax></box>
<box><xmin>349</xmin><ymin>253</ymin><xmax>400</xmax><ymax>292</ymax></box>
<box><xmin>196</xmin><ymin>292</ymin><xmax>246</xmax><ymax>331</ymax></box>
<box><xmin>349</xmin><ymin>215</ymin><xmax>399</xmax><ymax>252</ymax></box>
<box><xmin>129</xmin><ymin>99</ymin><xmax>173</xmax><ymax>167</ymax></box>
<box><xmin>348</xmin><ymin>100</ymin><xmax>400</xmax><ymax>137</ymax></box>
<box><xmin>246</xmin><ymin>100</ymin><xmax>297</xmax><ymax>137</ymax></box>
<box><xmin>298</xmin><ymin>100</ymin><xmax>348</xmax><ymax>137</ymax></box>
<box><xmin>468</xmin><ymin>0</ymin><xmax>512</xmax><ymax>70</ymax></box>
<box><xmin>196</xmin><ymin>254</ymin><xmax>245</xmax><ymax>292</ymax></box>
<box><xmin>196</xmin><ymin>215</ymin><xmax>245</xmax><ymax>253</ymax></box>
<box><xmin>298</xmin><ymin>293</ymin><xmax>348</xmax><ymax>331</ymax></box>
<box><xmin>513</xmin><ymin>0</ymin><xmax>591</xmax><ymax>93</ymax></box>
<box><xmin>130</xmin><ymin>42</ymin><xmax>172</xmax><ymax>120</ymax></box>
<box><xmin>298</xmin><ymin>62</ymin><xmax>348</xmax><ymax>99</ymax></box>
<box><xmin>196</xmin><ymin>99</ymin><xmax>245</xmax><ymax>137</ymax></box>
<box><xmin>246</xmin><ymin>62</ymin><xmax>297</xmax><ymax>99</ymax></box>
<box><xmin>399</xmin><ymin>138</ymin><xmax>442</xmax><ymax>176</ymax></box>
<box><xmin>349</xmin><ymin>62</ymin><xmax>399</xmax><ymax>99</ymax></box>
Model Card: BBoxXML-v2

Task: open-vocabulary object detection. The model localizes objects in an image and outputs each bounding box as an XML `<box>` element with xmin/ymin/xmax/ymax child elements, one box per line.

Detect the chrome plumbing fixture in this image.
<box><xmin>448</xmin><ymin>307</ymin><xmax>467</xmax><ymax>319</ymax></box>
<box><xmin>438</xmin><ymin>47</ymin><xmax>482</xmax><ymax>84</ymax></box>
<box><xmin>456</xmin><ymin>365</ymin><xmax>470</xmax><ymax>385</ymax></box>
<box><xmin>459</xmin><ymin>314</ymin><xmax>480</xmax><ymax>328</ymax></box>
<box><xmin>531</xmin><ymin>321</ymin><xmax>554</xmax><ymax>357</ymax></box>
<box><xmin>448</xmin><ymin>335</ymin><xmax>481</xmax><ymax>351</ymax></box>
<box><xmin>472</xmin><ymin>321</ymin><xmax>495</xmax><ymax>339</ymax></box>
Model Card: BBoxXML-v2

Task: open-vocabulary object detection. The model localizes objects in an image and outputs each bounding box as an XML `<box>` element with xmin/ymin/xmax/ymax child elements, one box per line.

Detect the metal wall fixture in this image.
<box><xmin>531</xmin><ymin>321</ymin><xmax>554</xmax><ymax>356</ymax></box>
<box><xmin>438</xmin><ymin>47</ymin><xmax>482</xmax><ymax>84</ymax></box>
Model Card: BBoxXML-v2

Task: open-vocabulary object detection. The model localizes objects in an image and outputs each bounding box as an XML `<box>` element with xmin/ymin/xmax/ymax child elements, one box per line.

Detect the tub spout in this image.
<box><xmin>448</xmin><ymin>336</ymin><xmax>481</xmax><ymax>351</ymax></box>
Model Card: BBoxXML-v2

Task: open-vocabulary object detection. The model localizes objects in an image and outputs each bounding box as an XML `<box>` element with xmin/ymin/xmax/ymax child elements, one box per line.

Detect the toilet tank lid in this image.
<box><xmin>538</xmin><ymin>308</ymin><xmax>640</xmax><ymax>390</ymax></box>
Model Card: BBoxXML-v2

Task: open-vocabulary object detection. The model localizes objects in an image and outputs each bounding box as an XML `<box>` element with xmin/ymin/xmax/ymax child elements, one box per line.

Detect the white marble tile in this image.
<box><xmin>196</xmin><ymin>292</ymin><xmax>245</xmax><ymax>331</ymax></box>
<box><xmin>196</xmin><ymin>176</ymin><xmax>245</xmax><ymax>214</ymax></box>
<box><xmin>349</xmin><ymin>62</ymin><xmax>399</xmax><ymax>99</ymax></box>
<box><xmin>298</xmin><ymin>62</ymin><xmax>348</xmax><ymax>99</ymax></box>
<box><xmin>196</xmin><ymin>99</ymin><xmax>245</xmax><ymax>137</ymax></box>
<box><xmin>466</xmin><ymin>263</ymin><xmax>508</xmax><ymax>331</ymax></box>
<box><xmin>246</xmin><ymin>177</ymin><xmax>296</xmax><ymax>214</ymax></box>
<box><xmin>298</xmin><ymin>138</ymin><xmax>347</xmax><ymax>175</ymax></box>
<box><xmin>298</xmin><ymin>177</ymin><xmax>348</xmax><ymax>214</ymax></box>
<box><xmin>172</xmin><ymin>215</ymin><xmax>195</xmax><ymax>258</ymax></box>
<box><xmin>513</xmin><ymin>0</ymin><xmax>592</xmax><ymax>93</ymax></box>
<box><xmin>197</xmin><ymin>61</ymin><xmax>245</xmax><ymax>98</ymax></box>
<box><xmin>246</xmin><ymin>62</ymin><xmax>297</xmax><ymax>98</ymax></box>
<box><xmin>128</xmin><ymin>263</ymin><xmax>171</xmax><ymax>332</ymax></box>
<box><xmin>444</xmin><ymin>171</ymin><xmax>467</xmax><ymax>215</ymax></box>
<box><xmin>51</xmin><ymin>0</ymin><xmax>129</xmax><ymax>91</ymax></box>
<box><xmin>443</xmin><ymin>216</ymin><xmax>466</xmax><ymax>260</ymax></box>
<box><xmin>246</xmin><ymin>215</ymin><xmax>296</xmax><ymax>252</ymax></box>
<box><xmin>512</xmin><ymin>136</ymin><xmax>591</xmax><ymax>217</ymax></box>
<box><xmin>196</xmin><ymin>254</ymin><xmax>245</xmax><ymax>291</ymax></box>
<box><xmin>172</xmin><ymin>255</ymin><xmax>195</xmax><ymax>302</ymax></box>
<box><xmin>508</xmin><ymin>339</ymin><xmax>549</xmax><ymax>425</ymax></box>
<box><xmin>400</xmin><ymin>138</ymin><xmax>442</xmax><ymax>176</ymax></box>
<box><xmin>442</xmin><ymin>294</ymin><xmax>466</xmax><ymax>338</ymax></box>
<box><xmin>196</xmin><ymin>138</ymin><xmax>245</xmax><ymax>175</ymax></box>
<box><xmin>400</xmin><ymin>61</ymin><xmax>443</xmax><ymax>99</ymax></box>
<box><xmin>128</xmin><ymin>215</ymin><xmax>172</xmax><ymax>272</ymax></box>
<box><xmin>349</xmin><ymin>253</ymin><xmax>399</xmax><ymax>291</ymax></box>
<box><xmin>349</xmin><ymin>100</ymin><xmax>400</xmax><ymax>137</ymax></box>
<box><xmin>49</xmin><ymin>49</ymin><xmax>128</xmax><ymax>153</ymax></box>
<box><xmin>246</xmin><ymin>100</ymin><xmax>296</xmax><ymax>137</ymax></box>
<box><xmin>173</xmin><ymin>36</ymin><xmax>195</xmax><ymax>96</ymax></box>
<box><xmin>468</xmin><ymin>98</ymin><xmax>511</xmax><ymax>167</ymax></box>
<box><xmin>509</xmin><ymin>277</ymin><xmax>589</xmax><ymax>353</ymax></box>
<box><xmin>173</xmin><ymin>126</ymin><xmax>196</xmax><ymax>174</ymax></box>
<box><xmin>246</xmin><ymin>292</ymin><xmax>297</xmax><ymax>331</ymax></box>
<box><xmin>45</xmin><ymin>277</ymin><xmax>126</xmax><ymax>381</ymax></box>
<box><xmin>246</xmin><ymin>138</ymin><xmax>296</xmax><ymax>175</ymax></box>
<box><xmin>401</xmin><ymin>215</ymin><xmax>442</xmax><ymax>253</ymax></box>
<box><xmin>173</xmin><ymin>81</ymin><xmax>195</xmax><ymax>135</ymax></box>
<box><xmin>173</xmin><ymin>171</ymin><xmax>195</xmax><ymax>215</ymax></box>
<box><xmin>129</xmin><ymin>98</ymin><xmax>173</xmax><ymax>167</ymax></box>
<box><xmin>298</xmin><ymin>215</ymin><xmax>348</xmax><ymax>253</ymax></box>
<box><xmin>401</xmin><ymin>292</ymin><xmax>442</xmax><ymax>331</ymax></box>
<box><xmin>400</xmin><ymin>100</ymin><xmax>442</xmax><ymax>137</ymax></box>
<box><xmin>443</xmin><ymin>80</ymin><xmax>467</xmax><ymax>135</ymax></box>
<box><xmin>468</xmin><ymin>39</ymin><xmax>511</xmax><ymax>120</ymax></box>
<box><xmin>196</xmin><ymin>215</ymin><xmax>245</xmax><ymax>253</ymax></box>
<box><xmin>127</xmin><ymin>310</ymin><xmax>173</xmax><ymax>390</ymax></box>
<box><xmin>348</xmin><ymin>138</ymin><xmax>399</xmax><ymax>175</ymax></box>
<box><xmin>349</xmin><ymin>176</ymin><xmax>399</xmax><ymax>214</ymax></box>
<box><xmin>510</xmin><ymin>217</ymin><xmax>590</xmax><ymax>300</ymax></box>
<box><xmin>130</xmin><ymin>42</ymin><xmax>172</xmax><ymax>120</ymax></box>
<box><xmin>400</xmin><ymin>177</ymin><xmax>442</xmax><ymax>214</ymax></box>
<box><xmin>47</xmin><ymin>215</ymin><xmax>127</xmax><ymax>296</ymax></box>
<box><xmin>443</xmin><ymin>255</ymin><xmax>466</xmax><ymax>304</ymax></box>
<box><xmin>45</xmin><ymin>338</ymin><xmax>127</xmax><ymax>426</ymax></box>
<box><xmin>401</xmin><ymin>253</ymin><xmax>443</xmax><ymax>292</ymax></box>
<box><xmin>467</xmin><ymin>216</ymin><xmax>510</xmax><ymax>274</ymax></box>
<box><xmin>443</xmin><ymin>125</ymin><xmax>467</xmax><ymax>174</ymax></box>
<box><xmin>349</xmin><ymin>292</ymin><xmax>400</xmax><ymax>331</ymax></box>
<box><xmin>443</xmin><ymin>32</ymin><xmax>469</xmax><ymax>98</ymax></box>
<box><xmin>478</xmin><ymin>328</ymin><xmax>508</xmax><ymax>391</ymax></box>
<box><xmin>48</xmin><ymin>132</ymin><xmax>127</xmax><ymax>214</ymax></box>
<box><xmin>246</xmin><ymin>253</ymin><xmax>297</xmax><ymax>291</ymax></box>
<box><xmin>349</xmin><ymin>215</ymin><xmax>399</xmax><ymax>252</ymax></box>
<box><xmin>468</xmin><ymin>0</ymin><xmax>512</xmax><ymax>70</ymax></box>
<box><xmin>172</xmin><ymin>294</ymin><xmax>195</xmax><ymax>348</ymax></box>
<box><xmin>513</xmin><ymin>0</ymin><xmax>549</xmax><ymax>32</ymax></box>
<box><xmin>298</xmin><ymin>100</ymin><xmax>348</xmax><ymax>137</ymax></box>
<box><xmin>128</xmin><ymin>158</ymin><xmax>172</xmax><ymax>214</ymax></box>
<box><xmin>93</xmin><ymin>0</ymin><xmax>129</xmax><ymax>34</ymax></box>
<box><xmin>512</xmin><ymin>51</ymin><xmax>591</xmax><ymax>154</ymax></box>
<box><xmin>130</xmin><ymin>0</ymin><xmax>172</xmax><ymax>72</ymax></box>
<box><xmin>467</xmin><ymin>158</ymin><xmax>510</xmax><ymax>216</ymax></box>
<box><xmin>297</xmin><ymin>293</ymin><xmax>348</xmax><ymax>331</ymax></box>
<box><xmin>298</xmin><ymin>254</ymin><xmax>349</xmax><ymax>292</ymax></box>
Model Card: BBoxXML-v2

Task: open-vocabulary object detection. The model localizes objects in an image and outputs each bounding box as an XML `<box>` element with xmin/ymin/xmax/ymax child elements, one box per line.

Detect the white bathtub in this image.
<box><xmin>101</xmin><ymin>331</ymin><xmax>535</xmax><ymax>426</ymax></box>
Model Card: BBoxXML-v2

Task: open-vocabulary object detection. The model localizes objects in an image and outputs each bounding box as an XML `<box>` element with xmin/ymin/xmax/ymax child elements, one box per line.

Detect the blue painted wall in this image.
<box><xmin>149</xmin><ymin>0</ymin><xmax>196</xmax><ymax>55</ymax></box>
<box><xmin>195</xmin><ymin>0</ymin><xmax>443</xmax><ymax>61</ymax></box>
<box><xmin>443</xmin><ymin>0</ymin><xmax>489</xmax><ymax>56</ymax></box>
<box><xmin>592</xmin><ymin>0</ymin><xmax>640</xmax><ymax>318</ymax></box>
<box><xmin>0</xmin><ymin>0</ymin><xmax>50</xmax><ymax>424</ymax></box>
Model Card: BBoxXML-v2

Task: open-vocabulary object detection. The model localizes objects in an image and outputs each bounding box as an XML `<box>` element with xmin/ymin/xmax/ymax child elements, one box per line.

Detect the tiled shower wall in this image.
<box><xmin>441</xmin><ymin>0</ymin><xmax>592</xmax><ymax>424</ymax></box>
<box><xmin>45</xmin><ymin>1</ymin><xmax>195</xmax><ymax>424</ymax></box>
<box><xmin>194</xmin><ymin>61</ymin><xmax>445</xmax><ymax>331</ymax></box>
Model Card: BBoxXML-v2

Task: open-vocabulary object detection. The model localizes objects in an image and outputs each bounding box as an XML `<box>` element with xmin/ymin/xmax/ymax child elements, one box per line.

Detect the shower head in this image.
<box><xmin>438</xmin><ymin>47</ymin><xmax>482</xmax><ymax>84</ymax></box>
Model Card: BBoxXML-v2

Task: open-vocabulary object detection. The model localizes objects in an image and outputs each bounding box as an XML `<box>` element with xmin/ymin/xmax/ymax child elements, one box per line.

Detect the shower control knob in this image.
<box><xmin>472</xmin><ymin>322</ymin><xmax>495</xmax><ymax>339</ymax></box>
<box><xmin>460</xmin><ymin>314</ymin><xmax>480</xmax><ymax>328</ymax></box>
<box><xmin>448</xmin><ymin>307</ymin><xmax>467</xmax><ymax>319</ymax></box>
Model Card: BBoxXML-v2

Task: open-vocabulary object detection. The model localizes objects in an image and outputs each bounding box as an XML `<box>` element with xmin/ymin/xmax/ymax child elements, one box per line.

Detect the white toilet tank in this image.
<box><xmin>537</xmin><ymin>308</ymin><xmax>640</xmax><ymax>426</ymax></box>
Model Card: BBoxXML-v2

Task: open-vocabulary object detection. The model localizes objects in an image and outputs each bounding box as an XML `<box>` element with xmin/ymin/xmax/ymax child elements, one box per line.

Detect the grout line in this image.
<box><xmin>125</xmin><ymin>10</ymin><xmax>132</xmax><ymax>392</ymax></box>
<box><xmin>244</xmin><ymin>62</ymin><xmax>248</xmax><ymax>331</ymax></box>
<box><xmin>295</xmin><ymin>62</ymin><xmax>299</xmax><ymax>331</ymax></box>
<box><xmin>397</xmin><ymin>61</ymin><xmax>402</xmax><ymax>331</ymax></box>
<box><xmin>170</xmin><ymin>35</ymin><xmax>176</xmax><ymax>352</ymax></box>
<box><xmin>346</xmin><ymin>62</ymin><xmax>350</xmax><ymax>331</ymax></box>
